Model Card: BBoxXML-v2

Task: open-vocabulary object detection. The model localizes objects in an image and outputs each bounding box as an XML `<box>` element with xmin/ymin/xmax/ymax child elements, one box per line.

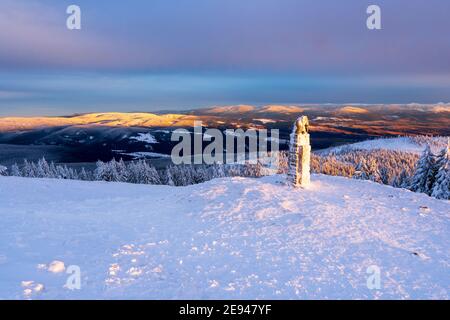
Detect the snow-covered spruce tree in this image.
<box><xmin>171</xmin><ymin>165</ymin><xmax>191</xmax><ymax>186</ymax></box>
<box><xmin>393</xmin><ymin>169</ymin><xmax>410</xmax><ymax>189</ymax></box>
<box><xmin>163</xmin><ymin>168</ymin><xmax>175</xmax><ymax>186</ymax></box>
<box><xmin>79</xmin><ymin>168</ymin><xmax>91</xmax><ymax>181</ymax></box>
<box><xmin>55</xmin><ymin>164</ymin><xmax>77</xmax><ymax>180</ymax></box>
<box><xmin>36</xmin><ymin>158</ymin><xmax>53</xmax><ymax>178</ymax></box>
<box><xmin>49</xmin><ymin>162</ymin><xmax>57</xmax><ymax>177</ymax></box>
<box><xmin>241</xmin><ymin>161</ymin><xmax>264</xmax><ymax>178</ymax></box>
<box><xmin>434</xmin><ymin>146</ymin><xmax>447</xmax><ymax>168</ymax></box>
<box><xmin>94</xmin><ymin>160</ymin><xmax>107</xmax><ymax>181</ymax></box>
<box><xmin>379</xmin><ymin>167</ymin><xmax>390</xmax><ymax>185</ymax></box>
<box><xmin>110</xmin><ymin>159</ymin><xmax>122</xmax><ymax>182</ymax></box>
<box><xmin>94</xmin><ymin>159</ymin><xmax>120</xmax><ymax>182</ymax></box>
<box><xmin>116</xmin><ymin>159</ymin><xmax>129</xmax><ymax>182</ymax></box>
<box><xmin>431</xmin><ymin>145</ymin><xmax>450</xmax><ymax>200</ymax></box>
<box><xmin>127</xmin><ymin>160</ymin><xmax>143</xmax><ymax>184</ymax></box>
<box><xmin>141</xmin><ymin>161</ymin><xmax>161</xmax><ymax>185</ymax></box>
<box><xmin>192</xmin><ymin>165</ymin><xmax>208</xmax><ymax>184</ymax></box>
<box><xmin>53</xmin><ymin>164</ymin><xmax>65</xmax><ymax>179</ymax></box>
<box><xmin>181</xmin><ymin>165</ymin><xmax>194</xmax><ymax>185</ymax></box>
<box><xmin>127</xmin><ymin>160</ymin><xmax>140</xmax><ymax>184</ymax></box>
<box><xmin>277</xmin><ymin>151</ymin><xmax>289</xmax><ymax>174</ymax></box>
<box><xmin>22</xmin><ymin>160</ymin><xmax>35</xmax><ymax>178</ymax></box>
<box><xmin>213</xmin><ymin>163</ymin><xmax>226</xmax><ymax>178</ymax></box>
<box><xmin>353</xmin><ymin>160</ymin><xmax>369</xmax><ymax>180</ymax></box>
<box><xmin>224</xmin><ymin>163</ymin><xmax>242</xmax><ymax>177</ymax></box>
<box><xmin>366</xmin><ymin>158</ymin><xmax>381</xmax><ymax>183</ymax></box>
<box><xmin>0</xmin><ymin>165</ymin><xmax>7</xmax><ymax>176</ymax></box>
<box><xmin>10</xmin><ymin>163</ymin><xmax>21</xmax><ymax>177</ymax></box>
<box><xmin>410</xmin><ymin>145</ymin><xmax>437</xmax><ymax>195</ymax></box>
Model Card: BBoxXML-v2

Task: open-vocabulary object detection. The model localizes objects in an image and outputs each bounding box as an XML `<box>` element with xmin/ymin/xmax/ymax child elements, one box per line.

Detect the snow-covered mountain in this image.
<box><xmin>0</xmin><ymin>112</ymin><xmax>209</xmax><ymax>132</ymax></box>
<box><xmin>0</xmin><ymin>174</ymin><xmax>448</xmax><ymax>299</ymax></box>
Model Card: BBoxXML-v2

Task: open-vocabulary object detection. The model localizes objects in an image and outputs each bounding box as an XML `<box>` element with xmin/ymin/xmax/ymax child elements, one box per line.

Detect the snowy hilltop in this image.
<box><xmin>317</xmin><ymin>136</ymin><xmax>449</xmax><ymax>155</ymax></box>
<box><xmin>0</xmin><ymin>174</ymin><xmax>448</xmax><ymax>299</ymax></box>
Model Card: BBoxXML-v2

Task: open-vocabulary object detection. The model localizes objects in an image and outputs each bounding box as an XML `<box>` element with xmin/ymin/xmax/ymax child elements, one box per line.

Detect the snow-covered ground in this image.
<box><xmin>317</xmin><ymin>136</ymin><xmax>447</xmax><ymax>155</ymax></box>
<box><xmin>0</xmin><ymin>175</ymin><xmax>449</xmax><ymax>299</ymax></box>
<box><xmin>118</xmin><ymin>152</ymin><xmax>171</xmax><ymax>159</ymax></box>
<box><xmin>129</xmin><ymin>133</ymin><xmax>159</xmax><ymax>144</ymax></box>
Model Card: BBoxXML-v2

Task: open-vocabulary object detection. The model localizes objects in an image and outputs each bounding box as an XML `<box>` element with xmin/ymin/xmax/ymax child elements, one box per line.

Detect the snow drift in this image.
<box><xmin>0</xmin><ymin>174</ymin><xmax>448</xmax><ymax>299</ymax></box>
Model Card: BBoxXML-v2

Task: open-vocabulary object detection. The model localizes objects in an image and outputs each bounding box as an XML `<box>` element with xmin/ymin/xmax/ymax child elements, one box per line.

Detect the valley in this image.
<box><xmin>0</xmin><ymin>104</ymin><xmax>448</xmax><ymax>166</ymax></box>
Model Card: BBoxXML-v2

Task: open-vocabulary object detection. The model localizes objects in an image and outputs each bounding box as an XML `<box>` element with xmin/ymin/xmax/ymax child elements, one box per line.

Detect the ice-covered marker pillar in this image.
<box><xmin>287</xmin><ymin>116</ymin><xmax>311</xmax><ymax>187</ymax></box>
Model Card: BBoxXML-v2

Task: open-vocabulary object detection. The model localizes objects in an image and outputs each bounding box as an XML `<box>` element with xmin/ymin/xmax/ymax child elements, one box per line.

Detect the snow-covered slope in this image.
<box><xmin>318</xmin><ymin>136</ymin><xmax>447</xmax><ymax>155</ymax></box>
<box><xmin>0</xmin><ymin>175</ymin><xmax>449</xmax><ymax>299</ymax></box>
<box><xmin>0</xmin><ymin>112</ymin><xmax>205</xmax><ymax>131</ymax></box>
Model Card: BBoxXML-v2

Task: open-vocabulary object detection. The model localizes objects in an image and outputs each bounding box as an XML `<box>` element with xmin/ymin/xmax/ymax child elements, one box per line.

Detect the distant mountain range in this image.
<box><xmin>0</xmin><ymin>104</ymin><xmax>448</xmax><ymax>164</ymax></box>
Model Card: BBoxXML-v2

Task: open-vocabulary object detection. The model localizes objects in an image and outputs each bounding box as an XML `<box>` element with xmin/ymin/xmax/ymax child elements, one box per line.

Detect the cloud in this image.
<box><xmin>0</xmin><ymin>0</ymin><xmax>150</xmax><ymax>70</ymax></box>
<box><xmin>0</xmin><ymin>0</ymin><xmax>449</xmax><ymax>74</ymax></box>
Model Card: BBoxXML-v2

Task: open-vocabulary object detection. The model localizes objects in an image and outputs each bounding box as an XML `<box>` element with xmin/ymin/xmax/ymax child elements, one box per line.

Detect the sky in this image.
<box><xmin>0</xmin><ymin>0</ymin><xmax>450</xmax><ymax>116</ymax></box>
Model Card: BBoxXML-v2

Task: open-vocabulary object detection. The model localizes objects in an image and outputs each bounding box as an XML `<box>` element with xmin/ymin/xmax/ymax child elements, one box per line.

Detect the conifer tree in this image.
<box><xmin>431</xmin><ymin>144</ymin><xmax>450</xmax><ymax>200</ymax></box>
<box><xmin>410</xmin><ymin>145</ymin><xmax>436</xmax><ymax>195</ymax></box>
<box><xmin>10</xmin><ymin>163</ymin><xmax>21</xmax><ymax>177</ymax></box>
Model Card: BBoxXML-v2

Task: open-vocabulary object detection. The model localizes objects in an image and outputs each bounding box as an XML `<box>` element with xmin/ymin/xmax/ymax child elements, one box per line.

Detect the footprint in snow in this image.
<box><xmin>419</xmin><ymin>206</ymin><xmax>431</xmax><ymax>216</ymax></box>
<box><xmin>410</xmin><ymin>251</ymin><xmax>430</xmax><ymax>260</ymax></box>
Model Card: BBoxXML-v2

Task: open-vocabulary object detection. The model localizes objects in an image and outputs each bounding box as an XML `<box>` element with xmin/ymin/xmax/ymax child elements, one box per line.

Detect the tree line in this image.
<box><xmin>1</xmin><ymin>141</ymin><xmax>448</xmax><ymax>200</ymax></box>
<box><xmin>0</xmin><ymin>158</ymin><xmax>267</xmax><ymax>186</ymax></box>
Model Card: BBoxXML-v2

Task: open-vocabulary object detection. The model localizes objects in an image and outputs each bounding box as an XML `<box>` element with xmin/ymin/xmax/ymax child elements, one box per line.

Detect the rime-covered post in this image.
<box><xmin>287</xmin><ymin>116</ymin><xmax>311</xmax><ymax>187</ymax></box>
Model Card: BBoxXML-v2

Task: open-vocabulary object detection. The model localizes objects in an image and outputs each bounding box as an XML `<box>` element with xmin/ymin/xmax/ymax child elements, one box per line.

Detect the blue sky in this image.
<box><xmin>0</xmin><ymin>0</ymin><xmax>449</xmax><ymax>115</ymax></box>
